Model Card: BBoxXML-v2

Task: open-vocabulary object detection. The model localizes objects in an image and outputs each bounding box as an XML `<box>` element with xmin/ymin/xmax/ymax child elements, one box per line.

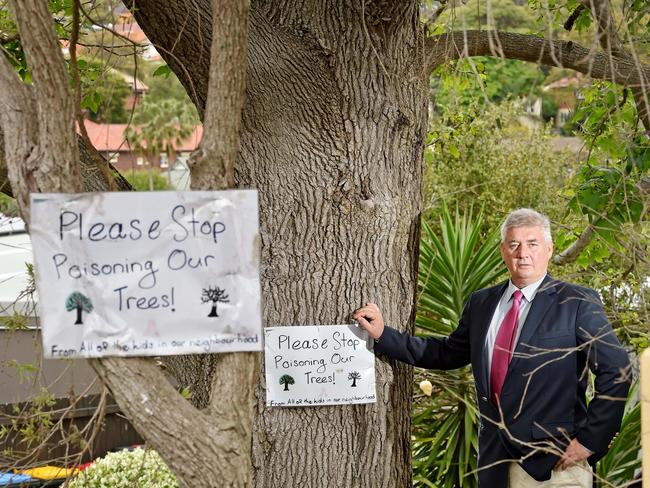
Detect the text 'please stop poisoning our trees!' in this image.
<box><xmin>30</xmin><ymin>191</ymin><xmax>262</xmax><ymax>358</ymax></box>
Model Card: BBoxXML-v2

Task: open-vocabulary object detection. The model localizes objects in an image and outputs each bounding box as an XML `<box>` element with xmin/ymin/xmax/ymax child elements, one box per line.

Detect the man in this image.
<box><xmin>354</xmin><ymin>208</ymin><xmax>630</xmax><ymax>487</ymax></box>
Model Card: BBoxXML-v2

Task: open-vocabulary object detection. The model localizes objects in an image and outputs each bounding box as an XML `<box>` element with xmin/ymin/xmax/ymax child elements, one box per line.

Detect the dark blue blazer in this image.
<box><xmin>374</xmin><ymin>276</ymin><xmax>630</xmax><ymax>487</ymax></box>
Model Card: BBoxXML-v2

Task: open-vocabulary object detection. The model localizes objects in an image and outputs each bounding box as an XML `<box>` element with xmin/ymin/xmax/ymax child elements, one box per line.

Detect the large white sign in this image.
<box><xmin>265</xmin><ymin>325</ymin><xmax>376</xmax><ymax>407</ymax></box>
<box><xmin>30</xmin><ymin>191</ymin><xmax>262</xmax><ymax>358</ymax></box>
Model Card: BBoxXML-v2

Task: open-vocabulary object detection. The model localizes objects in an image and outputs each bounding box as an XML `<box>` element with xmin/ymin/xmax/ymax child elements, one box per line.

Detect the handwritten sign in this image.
<box><xmin>30</xmin><ymin>191</ymin><xmax>262</xmax><ymax>358</ymax></box>
<box><xmin>264</xmin><ymin>325</ymin><xmax>376</xmax><ymax>407</ymax></box>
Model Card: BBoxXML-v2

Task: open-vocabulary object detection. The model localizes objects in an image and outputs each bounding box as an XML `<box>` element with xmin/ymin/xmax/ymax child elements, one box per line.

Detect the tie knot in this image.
<box><xmin>513</xmin><ymin>289</ymin><xmax>523</xmax><ymax>303</ymax></box>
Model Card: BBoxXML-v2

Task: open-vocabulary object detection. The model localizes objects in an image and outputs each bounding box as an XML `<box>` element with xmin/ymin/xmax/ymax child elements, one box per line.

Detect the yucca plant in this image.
<box><xmin>596</xmin><ymin>382</ymin><xmax>641</xmax><ymax>487</ymax></box>
<box><xmin>412</xmin><ymin>206</ymin><xmax>506</xmax><ymax>488</ymax></box>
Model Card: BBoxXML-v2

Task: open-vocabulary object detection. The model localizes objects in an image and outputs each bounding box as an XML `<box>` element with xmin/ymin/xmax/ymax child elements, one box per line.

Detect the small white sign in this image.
<box><xmin>30</xmin><ymin>191</ymin><xmax>262</xmax><ymax>358</ymax></box>
<box><xmin>265</xmin><ymin>325</ymin><xmax>376</xmax><ymax>407</ymax></box>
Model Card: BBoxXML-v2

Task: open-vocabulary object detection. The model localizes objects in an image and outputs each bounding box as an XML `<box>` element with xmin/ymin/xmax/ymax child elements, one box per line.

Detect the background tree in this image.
<box><xmin>78</xmin><ymin>61</ymin><xmax>132</xmax><ymax>124</ymax></box>
<box><xmin>124</xmin><ymin>97</ymin><xmax>198</xmax><ymax>190</ymax></box>
<box><xmin>123</xmin><ymin>170</ymin><xmax>170</xmax><ymax>191</ymax></box>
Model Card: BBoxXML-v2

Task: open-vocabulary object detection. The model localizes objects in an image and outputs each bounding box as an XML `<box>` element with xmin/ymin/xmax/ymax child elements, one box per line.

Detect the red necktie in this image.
<box><xmin>490</xmin><ymin>289</ymin><xmax>523</xmax><ymax>404</ymax></box>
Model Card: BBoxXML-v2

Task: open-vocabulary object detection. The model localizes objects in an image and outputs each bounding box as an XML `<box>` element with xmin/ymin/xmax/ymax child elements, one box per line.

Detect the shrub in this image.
<box><xmin>123</xmin><ymin>171</ymin><xmax>170</xmax><ymax>191</ymax></box>
<box><xmin>69</xmin><ymin>448</ymin><xmax>178</xmax><ymax>488</ymax></box>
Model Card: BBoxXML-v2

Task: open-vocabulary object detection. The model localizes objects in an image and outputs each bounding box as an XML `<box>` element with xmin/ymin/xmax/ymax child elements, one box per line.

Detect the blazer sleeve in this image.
<box><xmin>373</xmin><ymin>295</ymin><xmax>473</xmax><ymax>370</ymax></box>
<box><xmin>574</xmin><ymin>288</ymin><xmax>631</xmax><ymax>455</ymax></box>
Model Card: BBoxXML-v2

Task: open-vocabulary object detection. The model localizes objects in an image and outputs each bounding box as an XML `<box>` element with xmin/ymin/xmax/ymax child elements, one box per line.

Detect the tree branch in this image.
<box><xmin>552</xmin><ymin>224</ymin><xmax>595</xmax><ymax>265</ymax></box>
<box><xmin>0</xmin><ymin>130</ymin><xmax>134</xmax><ymax>199</ymax></box>
<box><xmin>577</xmin><ymin>0</ymin><xmax>650</xmax><ymax>132</ymax></box>
<box><xmin>564</xmin><ymin>5</ymin><xmax>586</xmax><ymax>32</ymax></box>
<box><xmin>9</xmin><ymin>0</ymin><xmax>81</xmax><ymax>193</ymax></box>
<box><xmin>188</xmin><ymin>0</ymin><xmax>249</xmax><ymax>189</ymax></box>
<box><xmin>91</xmin><ymin>358</ymin><xmax>253</xmax><ymax>486</ymax></box>
<box><xmin>0</xmin><ymin>45</ymin><xmax>38</xmax><ymax>221</ymax></box>
<box><xmin>185</xmin><ymin>1</ymin><xmax>259</xmax><ymax>482</ymax></box>
<box><xmin>425</xmin><ymin>30</ymin><xmax>650</xmax><ymax>96</ymax></box>
<box><xmin>578</xmin><ymin>0</ymin><xmax>625</xmax><ymax>56</ymax></box>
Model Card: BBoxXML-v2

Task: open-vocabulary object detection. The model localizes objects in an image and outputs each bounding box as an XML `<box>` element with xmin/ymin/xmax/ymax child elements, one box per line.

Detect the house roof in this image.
<box><xmin>112</xmin><ymin>70</ymin><xmax>149</xmax><ymax>92</ymax></box>
<box><xmin>543</xmin><ymin>74</ymin><xmax>586</xmax><ymax>91</ymax></box>
<box><xmin>81</xmin><ymin>120</ymin><xmax>202</xmax><ymax>153</ymax></box>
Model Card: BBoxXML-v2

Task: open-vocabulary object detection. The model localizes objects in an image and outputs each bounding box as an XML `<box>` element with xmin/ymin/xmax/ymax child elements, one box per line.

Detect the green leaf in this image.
<box><xmin>152</xmin><ymin>65</ymin><xmax>172</xmax><ymax>78</ymax></box>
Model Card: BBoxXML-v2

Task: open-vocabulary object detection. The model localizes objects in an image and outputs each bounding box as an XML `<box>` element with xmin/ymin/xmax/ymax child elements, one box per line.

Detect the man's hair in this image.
<box><xmin>500</xmin><ymin>208</ymin><xmax>552</xmax><ymax>243</ymax></box>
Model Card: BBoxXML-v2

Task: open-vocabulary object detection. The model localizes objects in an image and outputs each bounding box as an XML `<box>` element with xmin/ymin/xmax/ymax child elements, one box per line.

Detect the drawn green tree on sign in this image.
<box><xmin>279</xmin><ymin>375</ymin><xmax>295</xmax><ymax>391</ymax></box>
<box><xmin>348</xmin><ymin>371</ymin><xmax>361</xmax><ymax>387</ymax></box>
<box><xmin>201</xmin><ymin>286</ymin><xmax>229</xmax><ymax>317</ymax></box>
<box><xmin>65</xmin><ymin>292</ymin><xmax>93</xmax><ymax>325</ymax></box>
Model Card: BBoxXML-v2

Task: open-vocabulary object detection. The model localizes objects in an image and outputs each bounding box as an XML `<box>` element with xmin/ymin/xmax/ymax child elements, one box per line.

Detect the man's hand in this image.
<box><xmin>353</xmin><ymin>303</ymin><xmax>385</xmax><ymax>340</ymax></box>
<box><xmin>555</xmin><ymin>438</ymin><xmax>591</xmax><ymax>471</ymax></box>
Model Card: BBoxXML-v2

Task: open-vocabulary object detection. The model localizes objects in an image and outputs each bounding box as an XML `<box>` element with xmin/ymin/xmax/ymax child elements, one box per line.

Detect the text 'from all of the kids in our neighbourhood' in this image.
<box><xmin>30</xmin><ymin>191</ymin><xmax>262</xmax><ymax>358</ymax></box>
<box><xmin>264</xmin><ymin>325</ymin><xmax>376</xmax><ymax>407</ymax></box>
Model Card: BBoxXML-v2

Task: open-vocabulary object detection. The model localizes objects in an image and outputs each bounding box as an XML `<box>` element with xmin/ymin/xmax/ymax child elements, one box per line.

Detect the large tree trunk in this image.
<box><xmin>132</xmin><ymin>1</ymin><xmax>427</xmax><ymax>485</ymax></box>
<box><xmin>242</xmin><ymin>4</ymin><xmax>426</xmax><ymax>486</ymax></box>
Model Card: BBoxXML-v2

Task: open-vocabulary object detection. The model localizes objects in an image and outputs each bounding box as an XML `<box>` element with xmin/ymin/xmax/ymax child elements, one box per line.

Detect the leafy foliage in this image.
<box><xmin>432</xmin><ymin>58</ymin><xmax>546</xmax><ymax>112</ymax></box>
<box><xmin>413</xmin><ymin>208</ymin><xmax>506</xmax><ymax>488</ymax></box>
<box><xmin>438</xmin><ymin>0</ymin><xmax>536</xmax><ymax>31</ymax></box>
<box><xmin>123</xmin><ymin>171</ymin><xmax>170</xmax><ymax>191</ymax></box>
<box><xmin>424</xmin><ymin>101</ymin><xmax>571</xmax><ymax>234</ymax></box>
<box><xmin>556</xmin><ymin>82</ymin><xmax>648</xmax><ymax>268</ymax></box>
<box><xmin>0</xmin><ymin>194</ymin><xmax>19</xmax><ymax>217</ymax></box>
<box><xmin>11</xmin><ymin>388</ymin><xmax>56</xmax><ymax>449</ymax></box>
<box><xmin>124</xmin><ymin>98</ymin><xmax>198</xmax><ymax>163</ymax></box>
<box><xmin>68</xmin><ymin>448</ymin><xmax>179</xmax><ymax>488</ymax></box>
<box><xmin>78</xmin><ymin>60</ymin><xmax>132</xmax><ymax>123</ymax></box>
<box><xmin>596</xmin><ymin>383</ymin><xmax>641</xmax><ymax>486</ymax></box>
<box><xmin>0</xmin><ymin>313</ymin><xmax>29</xmax><ymax>332</ymax></box>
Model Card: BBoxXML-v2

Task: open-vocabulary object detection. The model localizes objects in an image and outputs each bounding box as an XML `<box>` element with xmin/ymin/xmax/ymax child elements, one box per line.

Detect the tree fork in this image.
<box><xmin>0</xmin><ymin>126</ymin><xmax>134</xmax><ymax>199</ymax></box>
<box><xmin>0</xmin><ymin>0</ymin><xmax>256</xmax><ymax>486</ymax></box>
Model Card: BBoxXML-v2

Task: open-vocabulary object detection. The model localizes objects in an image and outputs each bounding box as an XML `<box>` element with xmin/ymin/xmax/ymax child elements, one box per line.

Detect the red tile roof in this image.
<box><xmin>81</xmin><ymin>119</ymin><xmax>202</xmax><ymax>153</ymax></box>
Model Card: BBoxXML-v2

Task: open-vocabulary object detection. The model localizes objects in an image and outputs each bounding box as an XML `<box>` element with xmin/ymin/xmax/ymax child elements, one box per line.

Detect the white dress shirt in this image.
<box><xmin>484</xmin><ymin>274</ymin><xmax>547</xmax><ymax>379</ymax></box>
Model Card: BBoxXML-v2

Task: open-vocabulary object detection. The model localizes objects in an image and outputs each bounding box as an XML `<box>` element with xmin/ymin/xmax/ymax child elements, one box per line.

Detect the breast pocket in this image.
<box><xmin>535</xmin><ymin>329</ymin><xmax>572</xmax><ymax>339</ymax></box>
<box><xmin>532</xmin><ymin>330</ymin><xmax>575</xmax><ymax>350</ymax></box>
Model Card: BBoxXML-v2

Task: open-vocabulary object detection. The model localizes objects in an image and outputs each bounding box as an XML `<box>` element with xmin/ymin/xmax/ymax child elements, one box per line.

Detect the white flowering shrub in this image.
<box><xmin>69</xmin><ymin>447</ymin><xmax>179</xmax><ymax>488</ymax></box>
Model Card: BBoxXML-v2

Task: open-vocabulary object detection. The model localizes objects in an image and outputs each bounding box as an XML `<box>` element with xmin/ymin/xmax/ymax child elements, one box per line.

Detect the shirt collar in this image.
<box><xmin>505</xmin><ymin>274</ymin><xmax>547</xmax><ymax>302</ymax></box>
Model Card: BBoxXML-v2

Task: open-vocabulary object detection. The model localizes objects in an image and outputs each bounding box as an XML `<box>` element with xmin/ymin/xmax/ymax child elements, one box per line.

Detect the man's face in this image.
<box><xmin>500</xmin><ymin>225</ymin><xmax>553</xmax><ymax>287</ymax></box>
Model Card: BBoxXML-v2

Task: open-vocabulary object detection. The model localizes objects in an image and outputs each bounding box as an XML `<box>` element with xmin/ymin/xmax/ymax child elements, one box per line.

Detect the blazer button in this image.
<box><xmin>481</xmin><ymin>396</ymin><xmax>488</xmax><ymax>402</ymax></box>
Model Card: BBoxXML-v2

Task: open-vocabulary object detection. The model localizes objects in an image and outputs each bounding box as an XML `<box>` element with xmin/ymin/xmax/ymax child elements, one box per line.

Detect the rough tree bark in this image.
<box><xmin>125</xmin><ymin>0</ymin><xmax>649</xmax><ymax>485</ymax></box>
<box><xmin>129</xmin><ymin>1</ymin><xmax>427</xmax><ymax>486</ymax></box>
<box><xmin>2</xmin><ymin>0</ymin><xmax>648</xmax><ymax>486</ymax></box>
<box><xmin>242</xmin><ymin>4</ymin><xmax>426</xmax><ymax>486</ymax></box>
<box><xmin>0</xmin><ymin>0</ymin><xmax>257</xmax><ymax>486</ymax></box>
